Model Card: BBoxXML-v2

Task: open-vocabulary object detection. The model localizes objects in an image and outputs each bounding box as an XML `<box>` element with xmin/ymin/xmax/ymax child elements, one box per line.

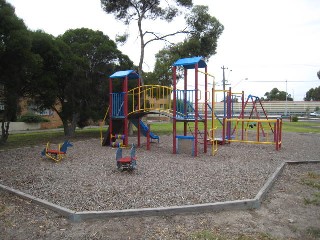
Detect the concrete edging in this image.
<box><xmin>0</xmin><ymin>183</ymin><xmax>75</xmax><ymax>218</ymax></box>
<box><xmin>1</xmin><ymin>160</ymin><xmax>319</xmax><ymax>222</ymax></box>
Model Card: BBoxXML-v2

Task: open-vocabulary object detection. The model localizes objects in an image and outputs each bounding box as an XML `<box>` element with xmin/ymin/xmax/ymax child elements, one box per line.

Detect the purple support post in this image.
<box><xmin>204</xmin><ymin>66</ymin><xmax>208</xmax><ymax>153</ymax></box>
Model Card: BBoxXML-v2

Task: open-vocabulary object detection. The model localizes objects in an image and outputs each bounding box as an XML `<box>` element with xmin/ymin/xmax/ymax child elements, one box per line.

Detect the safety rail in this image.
<box><xmin>223</xmin><ymin>118</ymin><xmax>282</xmax><ymax>150</ymax></box>
<box><xmin>127</xmin><ymin>85</ymin><xmax>172</xmax><ymax>115</ymax></box>
<box><xmin>175</xmin><ymin>89</ymin><xmax>202</xmax><ymax>119</ymax></box>
<box><xmin>111</xmin><ymin>92</ymin><xmax>125</xmax><ymax>117</ymax></box>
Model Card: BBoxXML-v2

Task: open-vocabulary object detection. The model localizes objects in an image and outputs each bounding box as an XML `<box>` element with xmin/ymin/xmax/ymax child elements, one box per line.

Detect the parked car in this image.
<box><xmin>310</xmin><ymin>112</ymin><xmax>320</xmax><ymax>117</ymax></box>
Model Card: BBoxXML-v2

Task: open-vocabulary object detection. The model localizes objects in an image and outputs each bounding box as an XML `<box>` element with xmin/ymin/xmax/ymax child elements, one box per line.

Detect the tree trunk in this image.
<box><xmin>137</xmin><ymin>17</ymin><xmax>145</xmax><ymax>85</ymax></box>
<box><xmin>62</xmin><ymin>113</ymin><xmax>79</xmax><ymax>138</ymax></box>
<box><xmin>0</xmin><ymin>120</ymin><xmax>10</xmax><ymax>145</ymax></box>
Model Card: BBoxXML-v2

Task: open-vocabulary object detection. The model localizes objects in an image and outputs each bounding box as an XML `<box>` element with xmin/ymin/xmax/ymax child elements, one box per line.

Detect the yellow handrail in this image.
<box><xmin>128</xmin><ymin>85</ymin><xmax>173</xmax><ymax>115</ymax></box>
<box><xmin>100</xmin><ymin>106</ymin><xmax>109</xmax><ymax>146</ymax></box>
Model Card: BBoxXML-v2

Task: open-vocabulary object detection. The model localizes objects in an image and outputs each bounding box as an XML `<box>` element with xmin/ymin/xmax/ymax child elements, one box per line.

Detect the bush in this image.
<box><xmin>18</xmin><ymin>113</ymin><xmax>50</xmax><ymax>123</ymax></box>
<box><xmin>291</xmin><ymin>115</ymin><xmax>298</xmax><ymax>122</ymax></box>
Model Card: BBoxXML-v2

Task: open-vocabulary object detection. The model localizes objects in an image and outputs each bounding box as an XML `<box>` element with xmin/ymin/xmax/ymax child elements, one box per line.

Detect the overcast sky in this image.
<box><xmin>7</xmin><ymin>0</ymin><xmax>320</xmax><ymax>101</ymax></box>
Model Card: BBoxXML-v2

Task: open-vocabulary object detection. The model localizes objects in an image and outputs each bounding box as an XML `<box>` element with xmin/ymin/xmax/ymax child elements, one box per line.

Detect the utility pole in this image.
<box><xmin>285</xmin><ymin>79</ymin><xmax>288</xmax><ymax>116</ymax></box>
<box><xmin>222</xmin><ymin>66</ymin><xmax>228</xmax><ymax>117</ymax></box>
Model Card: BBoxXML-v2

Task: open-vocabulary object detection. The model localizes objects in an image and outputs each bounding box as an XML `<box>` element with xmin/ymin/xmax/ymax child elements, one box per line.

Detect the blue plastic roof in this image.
<box><xmin>109</xmin><ymin>70</ymin><xmax>139</xmax><ymax>79</ymax></box>
<box><xmin>173</xmin><ymin>56</ymin><xmax>207</xmax><ymax>69</ymax></box>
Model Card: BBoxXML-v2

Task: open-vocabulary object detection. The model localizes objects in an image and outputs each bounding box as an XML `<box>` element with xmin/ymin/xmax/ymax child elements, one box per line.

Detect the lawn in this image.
<box><xmin>1</xmin><ymin>119</ymin><xmax>320</xmax><ymax>151</ymax></box>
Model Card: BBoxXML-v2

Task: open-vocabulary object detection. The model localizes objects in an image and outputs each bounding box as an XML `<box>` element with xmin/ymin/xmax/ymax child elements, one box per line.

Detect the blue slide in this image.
<box><xmin>130</xmin><ymin>119</ymin><xmax>160</xmax><ymax>142</ymax></box>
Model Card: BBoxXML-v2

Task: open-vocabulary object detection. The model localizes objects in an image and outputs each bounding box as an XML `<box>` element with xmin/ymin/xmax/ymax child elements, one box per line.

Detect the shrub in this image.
<box><xmin>18</xmin><ymin>113</ymin><xmax>50</xmax><ymax>123</ymax></box>
<box><xmin>291</xmin><ymin>115</ymin><xmax>298</xmax><ymax>122</ymax></box>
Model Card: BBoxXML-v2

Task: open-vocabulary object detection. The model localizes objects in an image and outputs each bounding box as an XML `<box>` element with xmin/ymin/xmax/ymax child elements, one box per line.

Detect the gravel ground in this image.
<box><xmin>1</xmin><ymin>132</ymin><xmax>320</xmax><ymax>239</ymax></box>
<box><xmin>0</xmin><ymin>132</ymin><xmax>319</xmax><ymax>213</ymax></box>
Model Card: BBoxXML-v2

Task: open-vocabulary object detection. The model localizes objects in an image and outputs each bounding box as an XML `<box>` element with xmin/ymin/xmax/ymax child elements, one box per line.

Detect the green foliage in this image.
<box><xmin>291</xmin><ymin>115</ymin><xmax>298</xmax><ymax>122</ymax></box>
<box><xmin>18</xmin><ymin>113</ymin><xmax>49</xmax><ymax>123</ymax></box>
<box><xmin>0</xmin><ymin>0</ymin><xmax>40</xmax><ymax>144</ymax></box>
<box><xmin>28</xmin><ymin>28</ymin><xmax>134</xmax><ymax>136</ymax></box>
<box><xmin>115</xmin><ymin>33</ymin><xmax>128</xmax><ymax>44</ymax></box>
<box><xmin>304</xmin><ymin>86</ymin><xmax>320</xmax><ymax>101</ymax></box>
<box><xmin>100</xmin><ymin>0</ymin><xmax>192</xmax><ymax>24</ymax></box>
<box><xmin>264</xmin><ymin>88</ymin><xmax>293</xmax><ymax>101</ymax></box>
<box><xmin>185</xmin><ymin>5</ymin><xmax>224</xmax><ymax>57</ymax></box>
<box><xmin>100</xmin><ymin>1</ymin><xmax>209</xmax><ymax>84</ymax></box>
<box><xmin>151</xmin><ymin>5</ymin><xmax>224</xmax><ymax>86</ymax></box>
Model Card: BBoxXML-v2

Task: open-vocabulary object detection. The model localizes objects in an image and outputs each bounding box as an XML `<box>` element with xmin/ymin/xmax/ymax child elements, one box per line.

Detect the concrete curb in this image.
<box><xmin>0</xmin><ymin>183</ymin><xmax>75</xmax><ymax>218</ymax></box>
<box><xmin>1</xmin><ymin>160</ymin><xmax>319</xmax><ymax>222</ymax></box>
<box><xmin>254</xmin><ymin>162</ymin><xmax>286</xmax><ymax>208</ymax></box>
<box><xmin>73</xmin><ymin>199</ymin><xmax>257</xmax><ymax>222</ymax></box>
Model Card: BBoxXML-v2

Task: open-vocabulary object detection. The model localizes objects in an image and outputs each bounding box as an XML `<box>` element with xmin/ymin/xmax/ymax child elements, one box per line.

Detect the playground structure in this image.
<box><xmin>41</xmin><ymin>140</ymin><xmax>73</xmax><ymax>162</ymax></box>
<box><xmin>101</xmin><ymin>56</ymin><xmax>282</xmax><ymax>156</ymax></box>
<box><xmin>115</xmin><ymin>143</ymin><xmax>137</xmax><ymax>171</ymax></box>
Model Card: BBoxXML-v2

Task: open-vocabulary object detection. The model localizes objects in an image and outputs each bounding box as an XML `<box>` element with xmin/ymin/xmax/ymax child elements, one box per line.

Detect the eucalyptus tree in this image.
<box><xmin>305</xmin><ymin>86</ymin><xmax>320</xmax><ymax>101</ymax></box>
<box><xmin>30</xmin><ymin>28</ymin><xmax>133</xmax><ymax>136</ymax></box>
<box><xmin>100</xmin><ymin>0</ymin><xmax>194</xmax><ymax>84</ymax></box>
<box><xmin>0</xmin><ymin>0</ymin><xmax>39</xmax><ymax>144</ymax></box>
<box><xmin>264</xmin><ymin>88</ymin><xmax>293</xmax><ymax>101</ymax></box>
<box><xmin>148</xmin><ymin>5</ymin><xmax>224</xmax><ymax>86</ymax></box>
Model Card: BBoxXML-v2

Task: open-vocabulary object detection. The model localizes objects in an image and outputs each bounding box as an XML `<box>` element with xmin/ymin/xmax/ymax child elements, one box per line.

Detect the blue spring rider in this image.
<box><xmin>115</xmin><ymin>144</ymin><xmax>137</xmax><ymax>171</ymax></box>
<box><xmin>41</xmin><ymin>140</ymin><xmax>73</xmax><ymax>162</ymax></box>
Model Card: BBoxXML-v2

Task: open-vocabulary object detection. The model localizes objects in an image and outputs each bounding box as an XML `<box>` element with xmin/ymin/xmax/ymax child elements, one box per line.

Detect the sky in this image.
<box><xmin>6</xmin><ymin>0</ymin><xmax>320</xmax><ymax>101</ymax></box>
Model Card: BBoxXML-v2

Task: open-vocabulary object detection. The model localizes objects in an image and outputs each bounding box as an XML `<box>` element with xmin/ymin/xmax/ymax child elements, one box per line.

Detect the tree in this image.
<box><xmin>100</xmin><ymin>0</ymin><xmax>194</xmax><ymax>84</ymax></box>
<box><xmin>317</xmin><ymin>70</ymin><xmax>320</xmax><ymax>80</ymax></box>
<box><xmin>264</xmin><ymin>88</ymin><xmax>293</xmax><ymax>101</ymax></box>
<box><xmin>149</xmin><ymin>5</ymin><xmax>224</xmax><ymax>86</ymax></box>
<box><xmin>304</xmin><ymin>86</ymin><xmax>320</xmax><ymax>101</ymax></box>
<box><xmin>0</xmin><ymin>0</ymin><xmax>39</xmax><ymax>144</ymax></box>
<box><xmin>30</xmin><ymin>28</ymin><xmax>133</xmax><ymax>136</ymax></box>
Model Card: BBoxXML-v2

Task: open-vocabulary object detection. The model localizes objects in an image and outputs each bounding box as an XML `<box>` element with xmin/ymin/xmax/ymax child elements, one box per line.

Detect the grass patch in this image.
<box><xmin>306</xmin><ymin>227</ymin><xmax>320</xmax><ymax>239</ymax></box>
<box><xmin>1</xmin><ymin>119</ymin><xmax>320</xmax><ymax>151</ymax></box>
<box><xmin>281</xmin><ymin>121</ymin><xmax>320</xmax><ymax>133</ymax></box>
<box><xmin>0</xmin><ymin>128</ymin><xmax>102</xmax><ymax>151</ymax></box>
<box><xmin>189</xmin><ymin>230</ymin><xmax>278</xmax><ymax>240</ymax></box>
<box><xmin>301</xmin><ymin>172</ymin><xmax>320</xmax><ymax>206</ymax></box>
<box><xmin>190</xmin><ymin>230</ymin><xmax>226</xmax><ymax>240</ymax></box>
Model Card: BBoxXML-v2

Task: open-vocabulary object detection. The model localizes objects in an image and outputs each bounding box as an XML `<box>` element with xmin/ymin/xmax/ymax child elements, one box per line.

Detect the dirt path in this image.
<box><xmin>1</xmin><ymin>162</ymin><xmax>319</xmax><ymax>240</ymax></box>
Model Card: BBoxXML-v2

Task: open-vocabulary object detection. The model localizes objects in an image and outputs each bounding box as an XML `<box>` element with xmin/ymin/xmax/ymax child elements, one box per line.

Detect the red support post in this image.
<box><xmin>194</xmin><ymin>63</ymin><xmax>198</xmax><ymax>157</ymax></box>
<box><xmin>184</xmin><ymin>68</ymin><xmax>188</xmax><ymax>136</ymax></box>
<box><xmin>123</xmin><ymin>76</ymin><xmax>128</xmax><ymax>146</ymax></box>
<box><xmin>173</xmin><ymin>66</ymin><xmax>177</xmax><ymax>154</ymax></box>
